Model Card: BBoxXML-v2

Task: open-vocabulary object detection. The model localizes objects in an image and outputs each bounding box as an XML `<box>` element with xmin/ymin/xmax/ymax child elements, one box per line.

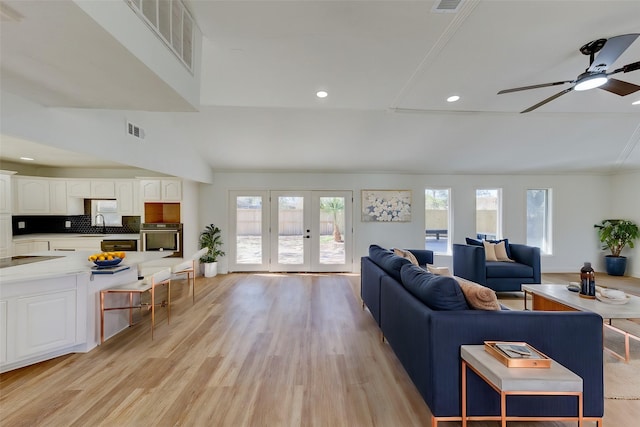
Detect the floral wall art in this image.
<box><xmin>361</xmin><ymin>190</ymin><xmax>412</xmax><ymax>222</ymax></box>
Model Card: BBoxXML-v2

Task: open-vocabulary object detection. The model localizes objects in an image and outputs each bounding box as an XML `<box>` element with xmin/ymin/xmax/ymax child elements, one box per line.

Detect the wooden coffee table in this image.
<box><xmin>522</xmin><ymin>284</ymin><xmax>640</xmax><ymax>362</ymax></box>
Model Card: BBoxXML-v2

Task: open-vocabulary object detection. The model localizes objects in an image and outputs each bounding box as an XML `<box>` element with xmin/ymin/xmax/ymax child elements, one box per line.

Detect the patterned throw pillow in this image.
<box><xmin>393</xmin><ymin>248</ymin><xmax>419</xmax><ymax>266</ymax></box>
<box><xmin>454</xmin><ymin>276</ymin><xmax>501</xmax><ymax>310</ymax></box>
<box><xmin>427</xmin><ymin>265</ymin><xmax>452</xmax><ymax>276</ymax></box>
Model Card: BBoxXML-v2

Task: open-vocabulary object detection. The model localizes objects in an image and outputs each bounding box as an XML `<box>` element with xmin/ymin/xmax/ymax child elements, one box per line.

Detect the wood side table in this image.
<box><xmin>460</xmin><ymin>345</ymin><xmax>596</xmax><ymax>427</ymax></box>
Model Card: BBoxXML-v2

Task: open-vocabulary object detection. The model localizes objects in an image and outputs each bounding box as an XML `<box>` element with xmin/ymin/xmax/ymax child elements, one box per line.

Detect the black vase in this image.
<box><xmin>605</xmin><ymin>255</ymin><xmax>627</xmax><ymax>276</ymax></box>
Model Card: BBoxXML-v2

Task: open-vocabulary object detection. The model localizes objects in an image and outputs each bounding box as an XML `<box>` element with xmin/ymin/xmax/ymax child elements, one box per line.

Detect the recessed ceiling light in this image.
<box><xmin>447</xmin><ymin>95</ymin><xmax>460</xmax><ymax>102</ymax></box>
<box><xmin>316</xmin><ymin>90</ymin><xmax>328</xmax><ymax>99</ymax></box>
<box><xmin>20</xmin><ymin>157</ymin><xmax>34</xmax><ymax>161</ymax></box>
<box><xmin>633</xmin><ymin>100</ymin><xmax>640</xmax><ymax>105</ymax></box>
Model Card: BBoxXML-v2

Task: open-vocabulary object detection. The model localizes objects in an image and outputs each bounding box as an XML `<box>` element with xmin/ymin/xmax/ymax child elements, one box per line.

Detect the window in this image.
<box><xmin>476</xmin><ymin>189</ymin><xmax>501</xmax><ymax>240</ymax></box>
<box><xmin>236</xmin><ymin>196</ymin><xmax>264</xmax><ymax>264</ymax></box>
<box><xmin>126</xmin><ymin>0</ymin><xmax>194</xmax><ymax>71</ymax></box>
<box><xmin>527</xmin><ymin>189</ymin><xmax>552</xmax><ymax>254</ymax></box>
<box><xmin>425</xmin><ymin>189</ymin><xmax>450</xmax><ymax>254</ymax></box>
<box><xmin>91</xmin><ymin>200</ymin><xmax>121</xmax><ymax>227</ymax></box>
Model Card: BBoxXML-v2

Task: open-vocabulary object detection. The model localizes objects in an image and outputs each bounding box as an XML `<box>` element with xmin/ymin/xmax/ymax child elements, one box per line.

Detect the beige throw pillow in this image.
<box><xmin>427</xmin><ymin>265</ymin><xmax>452</xmax><ymax>276</ymax></box>
<box><xmin>493</xmin><ymin>241</ymin><xmax>514</xmax><ymax>262</ymax></box>
<box><xmin>483</xmin><ymin>240</ymin><xmax>498</xmax><ymax>261</ymax></box>
<box><xmin>483</xmin><ymin>240</ymin><xmax>513</xmax><ymax>262</ymax></box>
<box><xmin>454</xmin><ymin>276</ymin><xmax>501</xmax><ymax>310</ymax></box>
<box><xmin>393</xmin><ymin>248</ymin><xmax>419</xmax><ymax>266</ymax></box>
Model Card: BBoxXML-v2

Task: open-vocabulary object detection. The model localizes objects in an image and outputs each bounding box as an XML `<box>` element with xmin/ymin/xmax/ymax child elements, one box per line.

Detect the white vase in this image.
<box><xmin>204</xmin><ymin>262</ymin><xmax>218</xmax><ymax>277</ymax></box>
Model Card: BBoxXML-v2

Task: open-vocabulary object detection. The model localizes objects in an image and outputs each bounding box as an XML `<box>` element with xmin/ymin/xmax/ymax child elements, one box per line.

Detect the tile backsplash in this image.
<box><xmin>12</xmin><ymin>215</ymin><xmax>141</xmax><ymax>236</ymax></box>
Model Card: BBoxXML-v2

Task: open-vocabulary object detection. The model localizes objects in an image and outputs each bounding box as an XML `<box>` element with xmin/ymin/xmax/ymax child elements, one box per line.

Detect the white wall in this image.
<box><xmin>609</xmin><ymin>170</ymin><xmax>640</xmax><ymax>277</ymax></box>
<box><xmin>198</xmin><ymin>171</ymin><xmax>624</xmax><ymax>276</ymax></box>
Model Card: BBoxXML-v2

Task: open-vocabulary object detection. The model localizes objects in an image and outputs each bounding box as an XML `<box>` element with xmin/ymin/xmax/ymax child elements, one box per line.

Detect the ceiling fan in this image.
<box><xmin>498</xmin><ymin>33</ymin><xmax>640</xmax><ymax>113</ymax></box>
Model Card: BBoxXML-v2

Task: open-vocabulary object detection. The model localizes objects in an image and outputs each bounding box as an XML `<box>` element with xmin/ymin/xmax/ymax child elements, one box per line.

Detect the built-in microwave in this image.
<box><xmin>140</xmin><ymin>223</ymin><xmax>183</xmax><ymax>257</ymax></box>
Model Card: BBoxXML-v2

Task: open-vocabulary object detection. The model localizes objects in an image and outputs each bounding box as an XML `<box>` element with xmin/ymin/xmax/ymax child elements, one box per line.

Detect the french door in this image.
<box><xmin>228</xmin><ymin>190</ymin><xmax>353</xmax><ymax>272</ymax></box>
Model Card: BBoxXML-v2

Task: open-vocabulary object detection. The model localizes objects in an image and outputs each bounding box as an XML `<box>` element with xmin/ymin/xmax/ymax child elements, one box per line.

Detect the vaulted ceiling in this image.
<box><xmin>1</xmin><ymin>0</ymin><xmax>639</xmax><ymax>176</ymax></box>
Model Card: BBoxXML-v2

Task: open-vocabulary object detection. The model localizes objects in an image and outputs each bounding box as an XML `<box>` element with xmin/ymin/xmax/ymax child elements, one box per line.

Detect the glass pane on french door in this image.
<box><xmin>228</xmin><ymin>191</ymin><xmax>270</xmax><ymax>272</ymax></box>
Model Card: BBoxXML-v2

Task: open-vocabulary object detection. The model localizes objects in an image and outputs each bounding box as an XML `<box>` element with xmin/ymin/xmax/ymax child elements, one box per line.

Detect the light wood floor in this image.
<box><xmin>0</xmin><ymin>273</ymin><xmax>638</xmax><ymax>426</ymax></box>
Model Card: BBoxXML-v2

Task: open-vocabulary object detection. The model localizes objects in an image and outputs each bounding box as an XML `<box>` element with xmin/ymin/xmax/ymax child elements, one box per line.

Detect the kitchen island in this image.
<box><xmin>0</xmin><ymin>250</ymin><xmax>176</xmax><ymax>373</ymax></box>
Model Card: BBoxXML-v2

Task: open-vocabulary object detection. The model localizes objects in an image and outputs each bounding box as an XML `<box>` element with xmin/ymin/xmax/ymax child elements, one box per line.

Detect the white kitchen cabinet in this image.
<box><xmin>162</xmin><ymin>179</ymin><xmax>182</xmax><ymax>201</ymax></box>
<box><xmin>0</xmin><ymin>300</ymin><xmax>6</xmax><ymax>364</ymax></box>
<box><xmin>140</xmin><ymin>179</ymin><xmax>181</xmax><ymax>201</ymax></box>
<box><xmin>49</xmin><ymin>180</ymin><xmax>68</xmax><ymax>214</ymax></box>
<box><xmin>13</xmin><ymin>239</ymin><xmax>50</xmax><ymax>255</ymax></box>
<box><xmin>13</xmin><ymin>177</ymin><xmax>50</xmax><ymax>214</ymax></box>
<box><xmin>0</xmin><ymin>215</ymin><xmax>12</xmax><ymax>258</ymax></box>
<box><xmin>91</xmin><ymin>180</ymin><xmax>115</xmax><ymax>198</ymax></box>
<box><xmin>115</xmin><ymin>180</ymin><xmax>140</xmax><ymax>215</ymax></box>
<box><xmin>67</xmin><ymin>180</ymin><xmax>91</xmax><ymax>198</ymax></box>
<box><xmin>15</xmin><ymin>288</ymin><xmax>77</xmax><ymax>359</ymax></box>
<box><xmin>49</xmin><ymin>237</ymin><xmax>102</xmax><ymax>252</ymax></box>
<box><xmin>0</xmin><ymin>172</ymin><xmax>15</xmax><ymax>214</ymax></box>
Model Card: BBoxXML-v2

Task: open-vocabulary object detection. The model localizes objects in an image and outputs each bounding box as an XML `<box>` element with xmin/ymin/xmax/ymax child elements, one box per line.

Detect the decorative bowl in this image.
<box><xmin>93</xmin><ymin>258</ymin><xmax>123</xmax><ymax>267</ymax></box>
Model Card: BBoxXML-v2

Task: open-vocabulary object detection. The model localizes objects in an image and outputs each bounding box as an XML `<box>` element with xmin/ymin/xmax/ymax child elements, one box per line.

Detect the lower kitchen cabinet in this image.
<box><xmin>49</xmin><ymin>237</ymin><xmax>102</xmax><ymax>252</ymax></box>
<box><xmin>15</xmin><ymin>288</ymin><xmax>77</xmax><ymax>359</ymax></box>
<box><xmin>0</xmin><ymin>274</ymin><xmax>86</xmax><ymax>373</ymax></box>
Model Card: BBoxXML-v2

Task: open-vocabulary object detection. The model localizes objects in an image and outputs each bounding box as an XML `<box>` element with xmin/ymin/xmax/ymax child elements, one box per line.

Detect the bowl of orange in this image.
<box><xmin>89</xmin><ymin>252</ymin><xmax>126</xmax><ymax>267</ymax></box>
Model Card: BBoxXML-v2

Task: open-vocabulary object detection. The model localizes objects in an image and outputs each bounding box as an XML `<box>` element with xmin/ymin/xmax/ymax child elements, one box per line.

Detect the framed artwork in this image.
<box><xmin>361</xmin><ymin>190</ymin><xmax>412</xmax><ymax>222</ymax></box>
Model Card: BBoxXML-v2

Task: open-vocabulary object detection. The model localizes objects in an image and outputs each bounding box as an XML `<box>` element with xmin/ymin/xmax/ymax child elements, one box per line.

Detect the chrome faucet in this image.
<box><xmin>95</xmin><ymin>214</ymin><xmax>107</xmax><ymax>234</ymax></box>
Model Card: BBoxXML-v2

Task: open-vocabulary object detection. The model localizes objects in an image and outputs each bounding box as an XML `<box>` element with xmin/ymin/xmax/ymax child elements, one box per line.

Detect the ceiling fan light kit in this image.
<box><xmin>573</xmin><ymin>73</ymin><xmax>608</xmax><ymax>91</ymax></box>
<box><xmin>498</xmin><ymin>33</ymin><xmax>640</xmax><ymax>112</ymax></box>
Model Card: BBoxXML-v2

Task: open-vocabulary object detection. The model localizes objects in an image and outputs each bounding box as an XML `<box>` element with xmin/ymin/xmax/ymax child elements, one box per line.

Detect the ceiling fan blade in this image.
<box><xmin>521</xmin><ymin>88</ymin><xmax>573</xmax><ymax>113</ymax></box>
<box><xmin>599</xmin><ymin>78</ymin><xmax>640</xmax><ymax>96</ymax></box>
<box><xmin>588</xmin><ymin>33</ymin><xmax>640</xmax><ymax>72</ymax></box>
<box><xmin>497</xmin><ymin>80</ymin><xmax>573</xmax><ymax>95</ymax></box>
<box><xmin>608</xmin><ymin>60</ymin><xmax>640</xmax><ymax>76</ymax></box>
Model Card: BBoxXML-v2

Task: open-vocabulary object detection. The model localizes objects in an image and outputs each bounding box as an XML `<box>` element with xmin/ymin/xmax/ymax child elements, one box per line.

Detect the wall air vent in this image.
<box><xmin>126</xmin><ymin>121</ymin><xmax>145</xmax><ymax>140</ymax></box>
<box><xmin>433</xmin><ymin>0</ymin><xmax>464</xmax><ymax>13</ymax></box>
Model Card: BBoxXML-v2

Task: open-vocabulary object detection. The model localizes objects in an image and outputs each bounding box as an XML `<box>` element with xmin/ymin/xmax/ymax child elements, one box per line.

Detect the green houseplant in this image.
<box><xmin>594</xmin><ymin>219</ymin><xmax>639</xmax><ymax>276</ymax></box>
<box><xmin>199</xmin><ymin>224</ymin><xmax>226</xmax><ymax>277</ymax></box>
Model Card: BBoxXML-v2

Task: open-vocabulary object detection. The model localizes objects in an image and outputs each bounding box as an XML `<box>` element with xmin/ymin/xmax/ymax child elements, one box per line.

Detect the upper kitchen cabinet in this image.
<box><xmin>0</xmin><ymin>171</ymin><xmax>16</xmax><ymax>214</ymax></box>
<box><xmin>68</xmin><ymin>180</ymin><xmax>115</xmax><ymax>199</ymax></box>
<box><xmin>91</xmin><ymin>181</ymin><xmax>115</xmax><ymax>198</ymax></box>
<box><xmin>67</xmin><ymin>180</ymin><xmax>91</xmax><ymax>198</ymax></box>
<box><xmin>49</xmin><ymin>180</ymin><xmax>68</xmax><ymax>215</ymax></box>
<box><xmin>115</xmin><ymin>180</ymin><xmax>140</xmax><ymax>215</ymax></box>
<box><xmin>140</xmin><ymin>179</ymin><xmax>182</xmax><ymax>202</ymax></box>
<box><xmin>13</xmin><ymin>177</ymin><xmax>81</xmax><ymax>215</ymax></box>
<box><xmin>13</xmin><ymin>177</ymin><xmax>50</xmax><ymax>214</ymax></box>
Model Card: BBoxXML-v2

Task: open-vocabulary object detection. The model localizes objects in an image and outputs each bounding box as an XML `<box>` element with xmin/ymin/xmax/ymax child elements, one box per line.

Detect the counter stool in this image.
<box><xmin>100</xmin><ymin>267</ymin><xmax>172</xmax><ymax>343</ymax></box>
<box><xmin>171</xmin><ymin>247</ymin><xmax>208</xmax><ymax>304</ymax></box>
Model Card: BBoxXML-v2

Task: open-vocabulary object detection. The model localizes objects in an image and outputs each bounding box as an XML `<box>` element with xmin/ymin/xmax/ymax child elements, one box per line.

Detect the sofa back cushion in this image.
<box><xmin>400</xmin><ymin>264</ymin><xmax>470</xmax><ymax>310</ymax></box>
<box><xmin>369</xmin><ymin>244</ymin><xmax>411</xmax><ymax>282</ymax></box>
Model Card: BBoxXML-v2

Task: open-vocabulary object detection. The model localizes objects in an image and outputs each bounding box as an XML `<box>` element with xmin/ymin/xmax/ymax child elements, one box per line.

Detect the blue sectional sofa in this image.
<box><xmin>453</xmin><ymin>241</ymin><xmax>541</xmax><ymax>292</ymax></box>
<box><xmin>361</xmin><ymin>245</ymin><xmax>603</xmax><ymax>426</ymax></box>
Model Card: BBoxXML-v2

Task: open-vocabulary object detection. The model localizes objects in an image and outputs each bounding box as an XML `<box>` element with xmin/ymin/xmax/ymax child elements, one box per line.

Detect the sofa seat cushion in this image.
<box><xmin>454</xmin><ymin>276</ymin><xmax>500</xmax><ymax>310</ymax></box>
<box><xmin>369</xmin><ymin>244</ymin><xmax>411</xmax><ymax>282</ymax></box>
<box><xmin>400</xmin><ymin>264</ymin><xmax>469</xmax><ymax>310</ymax></box>
<box><xmin>486</xmin><ymin>261</ymin><xmax>533</xmax><ymax>278</ymax></box>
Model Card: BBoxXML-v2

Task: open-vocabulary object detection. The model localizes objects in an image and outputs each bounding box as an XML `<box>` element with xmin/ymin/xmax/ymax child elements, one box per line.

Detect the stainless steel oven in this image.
<box><xmin>140</xmin><ymin>223</ymin><xmax>183</xmax><ymax>257</ymax></box>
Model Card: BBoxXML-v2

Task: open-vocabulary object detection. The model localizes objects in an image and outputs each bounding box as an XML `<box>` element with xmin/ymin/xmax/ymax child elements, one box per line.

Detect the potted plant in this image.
<box><xmin>594</xmin><ymin>219</ymin><xmax>639</xmax><ymax>276</ymax></box>
<box><xmin>199</xmin><ymin>224</ymin><xmax>226</xmax><ymax>277</ymax></box>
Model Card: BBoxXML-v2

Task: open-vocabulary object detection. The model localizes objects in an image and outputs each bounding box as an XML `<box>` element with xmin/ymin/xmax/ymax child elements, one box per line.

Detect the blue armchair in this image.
<box><xmin>453</xmin><ymin>242</ymin><xmax>541</xmax><ymax>292</ymax></box>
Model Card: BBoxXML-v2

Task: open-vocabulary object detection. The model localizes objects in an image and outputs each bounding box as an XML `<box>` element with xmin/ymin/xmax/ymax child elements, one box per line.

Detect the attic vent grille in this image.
<box><xmin>126</xmin><ymin>121</ymin><xmax>145</xmax><ymax>139</ymax></box>
<box><xmin>433</xmin><ymin>0</ymin><xmax>463</xmax><ymax>12</ymax></box>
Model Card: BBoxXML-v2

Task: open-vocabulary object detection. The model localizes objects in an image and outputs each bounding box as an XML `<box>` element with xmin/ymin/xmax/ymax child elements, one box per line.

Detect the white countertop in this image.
<box><xmin>0</xmin><ymin>250</ymin><xmax>174</xmax><ymax>285</ymax></box>
<box><xmin>12</xmin><ymin>233</ymin><xmax>140</xmax><ymax>241</ymax></box>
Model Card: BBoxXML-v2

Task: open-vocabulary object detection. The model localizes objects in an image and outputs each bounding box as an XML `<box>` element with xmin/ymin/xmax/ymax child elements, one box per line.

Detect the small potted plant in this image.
<box><xmin>594</xmin><ymin>219</ymin><xmax>639</xmax><ymax>276</ymax></box>
<box><xmin>199</xmin><ymin>224</ymin><xmax>226</xmax><ymax>277</ymax></box>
